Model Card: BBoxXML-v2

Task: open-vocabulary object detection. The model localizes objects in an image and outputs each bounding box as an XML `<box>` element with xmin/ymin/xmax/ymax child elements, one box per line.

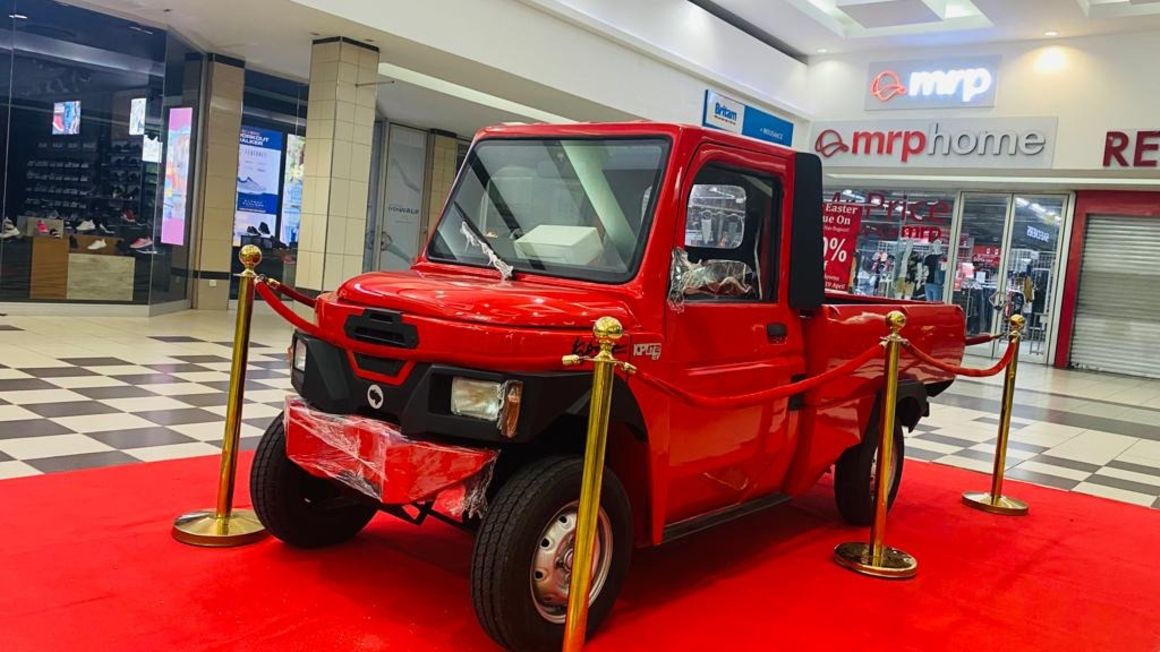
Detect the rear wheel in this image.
<box><xmin>251</xmin><ymin>414</ymin><xmax>377</xmax><ymax>548</ymax></box>
<box><xmin>834</xmin><ymin>419</ymin><xmax>904</xmax><ymax>526</ymax></box>
<box><xmin>471</xmin><ymin>456</ymin><xmax>632</xmax><ymax>652</ymax></box>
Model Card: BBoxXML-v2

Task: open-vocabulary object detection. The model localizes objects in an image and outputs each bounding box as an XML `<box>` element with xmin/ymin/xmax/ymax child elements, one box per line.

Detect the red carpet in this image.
<box><xmin>1</xmin><ymin>454</ymin><xmax>1158</xmax><ymax>652</ymax></box>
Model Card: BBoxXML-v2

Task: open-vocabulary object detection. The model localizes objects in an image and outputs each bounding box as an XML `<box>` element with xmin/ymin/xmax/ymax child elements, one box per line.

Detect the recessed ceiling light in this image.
<box><xmin>817</xmin><ymin>48</ymin><xmax>829</xmax><ymax>54</ymax></box>
<box><xmin>8</xmin><ymin>13</ymin><xmax>28</xmax><ymax>20</ymax></box>
<box><xmin>1044</xmin><ymin>31</ymin><xmax>1059</xmax><ymax>37</ymax></box>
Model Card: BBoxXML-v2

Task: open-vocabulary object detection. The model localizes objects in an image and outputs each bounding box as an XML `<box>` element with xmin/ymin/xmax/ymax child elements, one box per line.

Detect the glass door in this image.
<box><xmin>950</xmin><ymin>193</ymin><xmax>1010</xmax><ymax>358</ymax></box>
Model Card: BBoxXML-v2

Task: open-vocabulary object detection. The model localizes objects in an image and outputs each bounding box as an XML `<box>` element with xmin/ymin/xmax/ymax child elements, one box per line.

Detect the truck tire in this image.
<box><xmin>833</xmin><ymin>420</ymin><xmax>904</xmax><ymax>526</ymax></box>
<box><xmin>471</xmin><ymin>456</ymin><xmax>632</xmax><ymax>652</ymax></box>
<box><xmin>251</xmin><ymin>414</ymin><xmax>376</xmax><ymax>548</ymax></box>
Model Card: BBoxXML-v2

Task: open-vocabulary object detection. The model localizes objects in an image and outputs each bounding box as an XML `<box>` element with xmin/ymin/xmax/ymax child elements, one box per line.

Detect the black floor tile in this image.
<box><xmin>1084</xmin><ymin>473</ymin><xmax>1160</xmax><ymax>497</ymax></box>
<box><xmin>136</xmin><ymin>408</ymin><xmax>220</xmax><ymax>426</ymax></box>
<box><xmin>973</xmin><ymin>416</ymin><xmax>1027</xmax><ymax>429</ymax></box>
<box><xmin>950</xmin><ymin>448</ymin><xmax>997</xmax><ymax>464</ymax></box>
<box><xmin>249</xmin><ymin>360</ymin><xmax>289</xmax><ymax>370</ymax></box>
<box><xmin>150</xmin><ymin>335</ymin><xmax>203</xmax><ymax>343</ymax></box>
<box><xmin>914</xmin><ymin>433</ymin><xmax>979</xmax><ymax>449</ymax></box>
<box><xmin>913</xmin><ymin>423</ymin><xmax>939</xmax><ymax>433</ymax></box>
<box><xmin>28</xmin><ymin>451</ymin><xmax>138</xmax><ymax>473</ymax></box>
<box><xmin>171</xmin><ymin>355</ymin><xmax>231</xmax><ymax>363</ymax></box>
<box><xmin>1006</xmin><ymin>467</ymin><xmax>1081</xmax><ymax>491</ymax></box>
<box><xmin>87</xmin><ymin>427</ymin><xmax>196</xmax><ymax>449</ymax></box>
<box><xmin>904</xmin><ymin>447</ymin><xmax>944</xmax><ymax>461</ymax></box>
<box><xmin>0</xmin><ymin>419</ymin><xmax>75</xmax><ymax>439</ymax></box>
<box><xmin>208</xmin><ymin>436</ymin><xmax>261</xmax><ymax>451</ymax></box>
<box><xmin>215</xmin><ymin>340</ymin><xmax>270</xmax><ymax>348</ymax></box>
<box><xmin>109</xmin><ymin>373</ymin><xmax>183</xmax><ymax>385</ymax></box>
<box><xmin>241</xmin><ymin>369</ymin><xmax>290</xmax><ymax>380</ymax></box>
<box><xmin>146</xmin><ymin>363</ymin><xmax>211</xmax><ymax>374</ymax></box>
<box><xmin>1028</xmin><ymin>454</ymin><xmax>1102</xmax><ymax>474</ymax></box>
<box><xmin>58</xmin><ymin>357</ymin><xmax>131</xmax><ymax>367</ymax></box>
<box><xmin>1153</xmin><ymin>496</ymin><xmax>1160</xmax><ymax>510</ymax></box>
<box><xmin>73</xmin><ymin>385</ymin><xmax>157</xmax><ymax>400</ymax></box>
<box><xmin>26</xmin><ymin>401</ymin><xmax>119</xmax><ymax>418</ymax></box>
<box><xmin>0</xmin><ymin>378</ymin><xmax>58</xmax><ymax>392</ymax></box>
<box><xmin>935</xmin><ymin>393</ymin><xmax>1160</xmax><ymax>442</ymax></box>
<box><xmin>244</xmin><ymin>416</ymin><xmax>275</xmax><ymax>430</ymax></box>
<box><xmin>172</xmin><ymin>392</ymin><xmax>231</xmax><ymax>407</ymax></box>
<box><xmin>1106</xmin><ymin>459</ymin><xmax>1160</xmax><ymax>478</ymax></box>
<box><xmin>18</xmin><ymin>367</ymin><xmax>98</xmax><ymax>378</ymax></box>
<box><xmin>0</xmin><ymin>450</ymin><xmax>12</xmax><ymax>462</ymax></box>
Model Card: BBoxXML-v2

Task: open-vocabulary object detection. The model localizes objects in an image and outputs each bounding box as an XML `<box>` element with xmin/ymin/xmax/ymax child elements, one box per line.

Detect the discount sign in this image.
<box><xmin>822</xmin><ymin>202</ymin><xmax>865</xmax><ymax>292</ymax></box>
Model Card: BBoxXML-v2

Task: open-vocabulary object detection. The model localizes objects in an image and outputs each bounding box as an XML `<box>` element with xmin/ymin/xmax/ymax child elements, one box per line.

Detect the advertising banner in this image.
<box><xmin>280</xmin><ymin>134</ymin><xmax>305</xmax><ymax>246</ymax></box>
<box><xmin>160</xmin><ymin>107</ymin><xmax>193</xmax><ymax>246</ymax></box>
<box><xmin>234</xmin><ymin>125</ymin><xmax>284</xmax><ymax>245</ymax></box>
<box><xmin>822</xmin><ymin>202</ymin><xmax>865</xmax><ymax>292</ymax></box>
<box><xmin>702</xmin><ymin>89</ymin><xmax>794</xmax><ymax>146</ymax></box>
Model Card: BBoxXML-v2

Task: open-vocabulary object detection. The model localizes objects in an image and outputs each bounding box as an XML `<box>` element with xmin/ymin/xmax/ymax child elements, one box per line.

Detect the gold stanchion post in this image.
<box><xmin>833</xmin><ymin>311</ymin><xmax>918</xmax><ymax>579</ymax></box>
<box><xmin>560</xmin><ymin>317</ymin><xmax>634</xmax><ymax>652</ymax></box>
<box><xmin>962</xmin><ymin>314</ymin><xmax>1029</xmax><ymax>516</ymax></box>
<box><xmin>172</xmin><ymin>245</ymin><xmax>269</xmax><ymax>547</ymax></box>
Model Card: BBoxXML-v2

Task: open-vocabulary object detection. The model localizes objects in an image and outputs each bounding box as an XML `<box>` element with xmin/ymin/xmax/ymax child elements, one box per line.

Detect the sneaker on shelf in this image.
<box><xmin>98</xmin><ymin>223</ymin><xmax>115</xmax><ymax>235</ymax></box>
<box><xmin>246</xmin><ymin>225</ymin><xmax>261</xmax><ymax>236</ymax></box>
<box><xmin>130</xmin><ymin>237</ymin><xmax>153</xmax><ymax>250</ymax></box>
<box><xmin>258</xmin><ymin>222</ymin><xmax>272</xmax><ymax>236</ymax></box>
<box><xmin>136</xmin><ymin>245</ymin><xmax>159</xmax><ymax>255</ymax></box>
<box><xmin>87</xmin><ymin>239</ymin><xmax>107</xmax><ymax>251</ymax></box>
<box><xmin>121</xmin><ymin>209</ymin><xmax>137</xmax><ymax>224</ymax></box>
<box><xmin>1</xmin><ymin>218</ymin><xmax>19</xmax><ymax>240</ymax></box>
<box><xmin>76</xmin><ymin>219</ymin><xmax>96</xmax><ymax>233</ymax></box>
<box><xmin>36</xmin><ymin>219</ymin><xmax>48</xmax><ymax>234</ymax></box>
<box><xmin>49</xmin><ymin>228</ymin><xmax>61</xmax><ymax>239</ymax></box>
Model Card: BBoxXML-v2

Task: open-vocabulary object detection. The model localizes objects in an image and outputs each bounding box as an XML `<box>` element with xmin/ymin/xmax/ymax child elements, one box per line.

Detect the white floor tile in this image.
<box><xmin>125</xmin><ymin>442</ymin><xmax>221</xmax><ymax>462</ymax></box>
<box><xmin>42</xmin><ymin>375</ymin><xmax>130</xmax><ymax>389</ymax></box>
<box><xmin>243</xmin><ymin>389</ymin><xmax>291</xmax><ymax>404</ymax></box>
<box><xmin>0</xmin><ymin>434</ymin><xmax>114</xmax><ymax>459</ymax></box>
<box><xmin>1011</xmin><ymin>460</ymin><xmax>1092</xmax><ymax>482</ymax></box>
<box><xmin>50</xmin><ymin>413</ymin><xmax>158</xmax><ymax>434</ymax></box>
<box><xmin>936</xmin><ymin>455</ymin><xmax>994</xmax><ymax>473</ymax></box>
<box><xmin>906</xmin><ymin>438</ymin><xmax>963</xmax><ymax>455</ymax></box>
<box><xmin>969</xmin><ymin>443</ymin><xmax>1037</xmax><ymax>461</ymax></box>
<box><xmin>926</xmin><ymin>424</ymin><xmax>996</xmax><ymax>443</ymax></box>
<box><xmin>1072</xmin><ymin>482</ymin><xmax>1156</xmax><ymax>507</ymax></box>
<box><xmin>98</xmin><ymin>396</ymin><xmax>191</xmax><ymax>413</ymax></box>
<box><xmin>172</xmin><ymin>371</ymin><xmax>231</xmax><ymax>383</ymax></box>
<box><xmin>0</xmin><ymin>405</ymin><xmax>40</xmax><ymax>422</ymax></box>
<box><xmin>0</xmin><ymin>389</ymin><xmax>89</xmax><ymax>405</ymax></box>
<box><xmin>171</xmin><ymin>422</ymin><xmax>229</xmax><ymax>441</ymax></box>
<box><xmin>1117</xmin><ymin>440</ymin><xmax>1160</xmax><ymax>465</ymax></box>
<box><xmin>0</xmin><ymin>369</ymin><xmax>34</xmax><ymax>380</ymax></box>
<box><xmin>138</xmin><ymin>382</ymin><xmax>222</xmax><ymax>396</ymax></box>
<box><xmin>1094</xmin><ymin>466</ymin><xmax>1160</xmax><ymax>488</ymax></box>
<box><xmin>0</xmin><ymin>460</ymin><xmax>41</xmax><ymax>479</ymax></box>
<box><xmin>1043</xmin><ymin>430</ymin><xmax>1139</xmax><ymax>466</ymax></box>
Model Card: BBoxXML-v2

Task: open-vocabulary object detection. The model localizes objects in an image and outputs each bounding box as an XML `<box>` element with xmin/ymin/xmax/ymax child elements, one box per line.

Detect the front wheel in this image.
<box><xmin>470</xmin><ymin>456</ymin><xmax>633</xmax><ymax>652</ymax></box>
<box><xmin>251</xmin><ymin>414</ymin><xmax>377</xmax><ymax>548</ymax></box>
<box><xmin>833</xmin><ymin>419</ymin><xmax>904</xmax><ymax>526</ymax></box>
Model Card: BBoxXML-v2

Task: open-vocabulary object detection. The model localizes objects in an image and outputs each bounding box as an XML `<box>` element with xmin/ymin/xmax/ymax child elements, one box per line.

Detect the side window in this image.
<box><xmin>674</xmin><ymin>164</ymin><xmax>777</xmax><ymax>302</ymax></box>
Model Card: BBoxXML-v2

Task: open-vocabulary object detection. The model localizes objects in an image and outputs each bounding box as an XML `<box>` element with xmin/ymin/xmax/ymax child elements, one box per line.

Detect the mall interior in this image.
<box><xmin>0</xmin><ymin>0</ymin><xmax>1158</xmax><ymax>650</ymax></box>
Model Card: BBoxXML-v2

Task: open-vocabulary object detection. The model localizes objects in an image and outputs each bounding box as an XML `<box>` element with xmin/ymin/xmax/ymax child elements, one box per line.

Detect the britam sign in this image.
<box><xmin>702</xmin><ymin>90</ymin><xmax>794</xmax><ymax>146</ymax></box>
<box><xmin>865</xmin><ymin>56</ymin><xmax>1001</xmax><ymax>110</ymax></box>
<box><xmin>811</xmin><ymin>118</ymin><xmax>1058</xmax><ymax>169</ymax></box>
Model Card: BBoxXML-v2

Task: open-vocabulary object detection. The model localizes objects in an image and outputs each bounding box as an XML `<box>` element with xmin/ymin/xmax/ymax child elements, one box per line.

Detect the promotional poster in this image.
<box><xmin>52</xmin><ymin>101</ymin><xmax>81</xmax><ymax>135</ymax></box>
<box><xmin>280</xmin><ymin>134</ymin><xmax>305</xmax><ymax>247</ymax></box>
<box><xmin>233</xmin><ymin>125</ymin><xmax>284</xmax><ymax>245</ymax></box>
<box><xmin>160</xmin><ymin>107</ymin><xmax>193</xmax><ymax>246</ymax></box>
<box><xmin>821</xmin><ymin>202</ymin><xmax>865</xmax><ymax>292</ymax></box>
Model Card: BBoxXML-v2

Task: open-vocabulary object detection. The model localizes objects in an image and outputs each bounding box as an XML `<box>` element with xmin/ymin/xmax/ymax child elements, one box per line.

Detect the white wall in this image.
<box><xmin>291</xmin><ymin>0</ymin><xmax>811</xmax><ymax>145</ymax></box>
<box><xmin>808</xmin><ymin>30</ymin><xmax>1160</xmax><ymax>174</ymax></box>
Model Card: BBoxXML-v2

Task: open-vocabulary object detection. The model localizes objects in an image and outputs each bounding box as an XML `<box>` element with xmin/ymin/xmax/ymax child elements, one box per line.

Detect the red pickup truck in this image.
<box><xmin>251</xmin><ymin>123</ymin><xmax>964</xmax><ymax>651</ymax></box>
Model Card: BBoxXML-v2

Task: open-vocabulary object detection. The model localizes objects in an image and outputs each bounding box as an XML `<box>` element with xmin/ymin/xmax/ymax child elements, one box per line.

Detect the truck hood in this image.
<box><xmin>334</xmin><ymin>270</ymin><xmax>636</xmax><ymax>330</ymax></box>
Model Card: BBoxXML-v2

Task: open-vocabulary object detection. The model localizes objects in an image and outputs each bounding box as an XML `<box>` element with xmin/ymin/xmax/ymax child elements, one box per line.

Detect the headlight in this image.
<box><xmin>293</xmin><ymin>338</ymin><xmax>308</xmax><ymax>372</ymax></box>
<box><xmin>451</xmin><ymin>377</ymin><xmax>523</xmax><ymax>437</ymax></box>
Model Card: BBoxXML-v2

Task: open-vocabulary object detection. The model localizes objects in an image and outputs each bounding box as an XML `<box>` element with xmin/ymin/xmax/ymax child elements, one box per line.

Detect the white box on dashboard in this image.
<box><xmin>514</xmin><ymin>225</ymin><xmax>602</xmax><ymax>265</ymax></box>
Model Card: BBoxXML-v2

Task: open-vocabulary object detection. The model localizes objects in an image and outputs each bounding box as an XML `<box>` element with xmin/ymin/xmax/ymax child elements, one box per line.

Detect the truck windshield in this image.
<box><xmin>427</xmin><ymin>137</ymin><xmax>670</xmax><ymax>283</ymax></box>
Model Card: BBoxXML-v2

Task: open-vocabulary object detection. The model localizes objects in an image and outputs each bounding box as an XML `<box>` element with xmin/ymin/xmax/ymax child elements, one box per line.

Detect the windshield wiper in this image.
<box><xmin>453</xmin><ymin>202</ymin><xmax>514</xmax><ymax>281</ymax></box>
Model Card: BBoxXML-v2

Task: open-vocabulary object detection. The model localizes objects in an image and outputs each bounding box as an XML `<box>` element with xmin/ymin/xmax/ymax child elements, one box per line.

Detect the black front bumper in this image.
<box><xmin>291</xmin><ymin>333</ymin><xmax>599</xmax><ymax>445</ymax></box>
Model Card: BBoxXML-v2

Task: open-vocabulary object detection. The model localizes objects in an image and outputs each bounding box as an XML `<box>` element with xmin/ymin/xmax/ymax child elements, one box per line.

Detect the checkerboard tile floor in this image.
<box><xmin>1</xmin><ymin>310</ymin><xmax>1159</xmax><ymax>510</ymax></box>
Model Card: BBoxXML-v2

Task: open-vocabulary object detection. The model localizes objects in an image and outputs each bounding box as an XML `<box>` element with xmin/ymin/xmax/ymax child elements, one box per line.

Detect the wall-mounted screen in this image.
<box><xmin>130</xmin><ymin>97</ymin><xmax>147</xmax><ymax>136</ymax></box>
<box><xmin>160</xmin><ymin>107</ymin><xmax>194</xmax><ymax>246</ymax></box>
<box><xmin>281</xmin><ymin>134</ymin><xmax>305</xmax><ymax>246</ymax></box>
<box><xmin>233</xmin><ymin>125</ymin><xmax>284</xmax><ymax>245</ymax></box>
<box><xmin>52</xmin><ymin>101</ymin><xmax>81</xmax><ymax>135</ymax></box>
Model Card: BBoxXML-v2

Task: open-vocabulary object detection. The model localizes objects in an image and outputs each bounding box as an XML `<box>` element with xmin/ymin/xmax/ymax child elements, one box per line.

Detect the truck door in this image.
<box><xmin>662</xmin><ymin>143</ymin><xmax>805</xmax><ymax>525</ymax></box>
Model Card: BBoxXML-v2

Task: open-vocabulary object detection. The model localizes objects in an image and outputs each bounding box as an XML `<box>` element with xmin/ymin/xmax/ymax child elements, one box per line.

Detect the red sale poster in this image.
<box><xmin>822</xmin><ymin>202</ymin><xmax>865</xmax><ymax>292</ymax></box>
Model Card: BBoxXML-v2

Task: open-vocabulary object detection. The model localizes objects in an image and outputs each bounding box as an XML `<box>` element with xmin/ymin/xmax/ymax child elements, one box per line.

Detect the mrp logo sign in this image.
<box><xmin>702</xmin><ymin>90</ymin><xmax>794</xmax><ymax>146</ymax></box>
<box><xmin>865</xmin><ymin>56</ymin><xmax>1000</xmax><ymax>110</ymax></box>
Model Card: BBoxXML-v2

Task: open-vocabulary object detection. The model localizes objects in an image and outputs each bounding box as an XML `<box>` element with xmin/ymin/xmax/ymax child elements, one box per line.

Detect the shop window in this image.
<box><xmin>677</xmin><ymin>165</ymin><xmax>777</xmax><ymax>302</ymax></box>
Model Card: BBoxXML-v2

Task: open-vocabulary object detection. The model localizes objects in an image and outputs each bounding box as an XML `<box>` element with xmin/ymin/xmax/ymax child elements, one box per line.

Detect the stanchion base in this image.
<box><xmin>962</xmin><ymin>491</ymin><xmax>1029</xmax><ymax>516</ymax></box>
<box><xmin>172</xmin><ymin>509</ymin><xmax>268</xmax><ymax>547</ymax></box>
<box><xmin>832</xmin><ymin>541</ymin><xmax>917</xmax><ymax>579</ymax></box>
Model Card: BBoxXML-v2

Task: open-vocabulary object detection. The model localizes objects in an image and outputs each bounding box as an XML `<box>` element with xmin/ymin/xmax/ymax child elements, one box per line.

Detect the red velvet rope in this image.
<box><xmin>904</xmin><ymin>337</ymin><xmax>1016</xmax><ymax>378</ymax></box>
<box><xmin>964</xmin><ymin>333</ymin><xmax>997</xmax><ymax>346</ymax></box>
<box><xmin>627</xmin><ymin>343</ymin><xmax>884</xmax><ymax>409</ymax></box>
<box><xmin>263</xmin><ymin>280</ymin><xmax>317</xmax><ymax>308</ymax></box>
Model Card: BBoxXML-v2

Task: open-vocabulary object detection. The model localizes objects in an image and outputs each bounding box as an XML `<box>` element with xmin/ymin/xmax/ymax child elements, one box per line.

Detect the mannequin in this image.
<box><xmin>922</xmin><ymin>241</ymin><xmax>945</xmax><ymax>302</ymax></box>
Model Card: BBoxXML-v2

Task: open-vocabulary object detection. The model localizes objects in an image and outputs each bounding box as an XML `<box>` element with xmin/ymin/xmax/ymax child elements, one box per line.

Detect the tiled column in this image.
<box><xmin>190</xmin><ymin>54</ymin><xmax>245</xmax><ymax>309</ymax></box>
<box><xmin>297</xmin><ymin>38</ymin><xmax>380</xmax><ymax>292</ymax></box>
<box><xmin>422</xmin><ymin>131</ymin><xmax>460</xmax><ymax>240</ymax></box>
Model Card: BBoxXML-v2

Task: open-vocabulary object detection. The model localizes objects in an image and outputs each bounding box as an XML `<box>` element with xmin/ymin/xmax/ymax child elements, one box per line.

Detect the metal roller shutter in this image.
<box><xmin>1071</xmin><ymin>215</ymin><xmax>1160</xmax><ymax>378</ymax></box>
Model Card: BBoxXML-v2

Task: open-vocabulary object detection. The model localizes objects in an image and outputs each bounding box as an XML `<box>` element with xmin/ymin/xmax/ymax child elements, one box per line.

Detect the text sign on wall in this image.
<box><xmin>865</xmin><ymin>56</ymin><xmax>1001</xmax><ymax>110</ymax></box>
<box><xmin>1103</xmin><ymin>130</ymin><xmax>1160</xmax><ymax>167</ymax></box>
<box><xmin>702</xmin><ymin>89</ymin><xmax>794</xmax><ymax>146</ymax></box>
<box><xmin>821</xmin><ymin>202</ymin><xmax>865</xmax><ymax>292</ymax></box>
<box><xmin>811</xmin><ymin>117</ymin><xmax>1058</xmax><ymax>169</ymax></box>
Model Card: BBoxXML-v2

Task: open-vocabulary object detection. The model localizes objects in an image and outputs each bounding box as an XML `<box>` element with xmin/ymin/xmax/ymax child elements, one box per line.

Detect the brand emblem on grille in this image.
<box><xmin>366</xmin><ymin>384</ymin><xmax>384</xmax><ymax>409</ymax></box>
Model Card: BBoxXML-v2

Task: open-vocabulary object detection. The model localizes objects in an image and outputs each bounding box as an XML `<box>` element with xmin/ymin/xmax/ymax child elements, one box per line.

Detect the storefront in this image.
<box><xmin>0</xmin><ymin>0</ymin><xmax>203</xmax><ymax>310</ymax></box>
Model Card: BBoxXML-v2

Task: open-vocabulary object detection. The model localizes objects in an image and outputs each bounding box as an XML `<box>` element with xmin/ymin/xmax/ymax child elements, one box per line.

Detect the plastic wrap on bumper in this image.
<box><xmin>283</xmin><ymin>395</ymin><xmax>498</xmax><ymax>517</ymax></box>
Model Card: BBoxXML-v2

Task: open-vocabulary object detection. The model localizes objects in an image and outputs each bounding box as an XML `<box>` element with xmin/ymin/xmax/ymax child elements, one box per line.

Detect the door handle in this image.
<box><xmin>766</xmin><ymin>323</ymin><xmax>788</xmax><ymax>341</ymax></box>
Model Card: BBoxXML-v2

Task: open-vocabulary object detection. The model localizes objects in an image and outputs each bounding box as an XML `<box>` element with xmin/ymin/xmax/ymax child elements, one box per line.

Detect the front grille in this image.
<box><xmin>344</xmin><ymin>309</ymin><xmax>419</xmax><ymax>348</ymax></box>
<box><xmin>353</xmin><ymin>353</ymin><xmax>405</xmax><ymax>377</ymax></box>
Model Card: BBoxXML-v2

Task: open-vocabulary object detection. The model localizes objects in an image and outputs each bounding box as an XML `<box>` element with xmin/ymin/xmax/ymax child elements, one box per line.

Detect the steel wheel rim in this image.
<box><xmin>529</xmin><ymin>500</ymin><xmax>613</xmax><ymax>624</ymax></box>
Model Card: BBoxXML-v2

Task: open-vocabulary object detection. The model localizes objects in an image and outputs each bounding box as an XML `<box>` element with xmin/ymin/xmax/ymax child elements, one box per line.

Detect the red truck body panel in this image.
<box><xmin>294</xmin><ymin>122</ymin><xmax>965</xmax><ymax>547</ymax></box>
